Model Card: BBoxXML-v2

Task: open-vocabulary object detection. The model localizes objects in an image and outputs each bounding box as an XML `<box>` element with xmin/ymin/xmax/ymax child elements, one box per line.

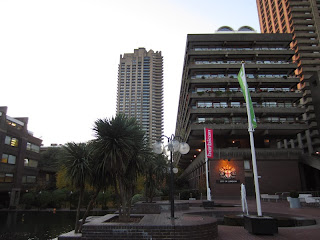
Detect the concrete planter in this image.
<box><xmin>244</xmin><ymin>215</ymin><xmax>278</xmax><ymax>235</ymax></box>
<box><xmin>202</xmin><ymin>200</ymin><xmax>215</xmax><ymax>209</ymax></box>
<box><xmin>289</xmin><ymin>197</ymin><xmax>301</xmax><ymax>208</ymax></box>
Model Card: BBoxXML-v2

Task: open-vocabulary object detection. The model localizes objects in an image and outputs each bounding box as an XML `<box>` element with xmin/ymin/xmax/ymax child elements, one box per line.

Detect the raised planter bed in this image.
<box><xmin>59</xmin><ymin>213</ymin><xmax>218</xmax><ymax>240</ymax></box>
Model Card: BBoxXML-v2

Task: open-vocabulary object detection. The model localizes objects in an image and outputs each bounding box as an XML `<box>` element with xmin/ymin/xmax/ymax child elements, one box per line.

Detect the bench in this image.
<box><xmin>261</xmin><ymin>194</ymin><xmax>280</xmax><ymax>202</ymax></box>
<box><xmin>299</xmin><ymin>194</ymin><xmax>312</xmax><ymax>203</ymax></box>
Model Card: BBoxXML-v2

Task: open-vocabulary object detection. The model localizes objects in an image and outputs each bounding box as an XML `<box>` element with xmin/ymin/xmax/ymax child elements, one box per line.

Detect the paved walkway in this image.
<box><xmin>211</xmin><ymin>198</ymin><xmax>320</xmax><ymax>240</ymax></box>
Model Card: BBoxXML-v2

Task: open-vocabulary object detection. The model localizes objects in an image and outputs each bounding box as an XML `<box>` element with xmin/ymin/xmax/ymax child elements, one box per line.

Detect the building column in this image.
<box><xmin>297</xmin><ymin>133</ymin><xmax>303</xmax><ymax>149</ymax></box>
<box><xmin>305</xmin><ymin>129</ymin><xmax>314</xmax><ymax>154</ymax></box>
<box><xmin>9</xmin><ymin>188</ymin><xmax>21</xmax><ymax>209</ymax></box>
<box><xmin>290</xmin><ymin>139</ymin><xmax>295</xmax><ymax>148</ymax></box>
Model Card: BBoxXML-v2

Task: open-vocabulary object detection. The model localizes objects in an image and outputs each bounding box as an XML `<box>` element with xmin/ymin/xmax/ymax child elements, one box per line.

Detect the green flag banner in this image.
<box><xmin>238</xmin><ymin>64</ymin><xmax>257</xmax><ymax>129</ymax></box>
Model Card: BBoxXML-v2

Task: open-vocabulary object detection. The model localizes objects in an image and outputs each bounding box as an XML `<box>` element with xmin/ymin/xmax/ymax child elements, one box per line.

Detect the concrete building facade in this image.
<box><xmin>256</xmin><ymin>0</ymin><xmax>320</xmax><ymax>190</ymax></box>
<box><xmin>0</xmin><ymin>106</ymin><xmax>42</xmax><ymax>208</ymax></box>
<box><xmin>175</xmin><ymin>30</ymin><xmax>307</xmax><ymax>197</ymax></box>
<box><xmin>116</xmin><ymin>48</ymin><xmax>164</xmax><ymax>144</ymax></box>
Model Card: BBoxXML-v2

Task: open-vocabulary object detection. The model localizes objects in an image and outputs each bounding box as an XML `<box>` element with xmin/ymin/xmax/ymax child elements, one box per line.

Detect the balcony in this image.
<box><xmin>190</xmin><ymin>91</ymin><xmax>302</xmax><ymax>101</ymax></box>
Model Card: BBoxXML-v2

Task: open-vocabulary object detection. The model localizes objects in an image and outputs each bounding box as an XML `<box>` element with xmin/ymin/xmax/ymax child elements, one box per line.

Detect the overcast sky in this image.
<box><xmin>0</xmin><ymin>0</ymin><xmax>260</xmax><ymax>146</ymax></box>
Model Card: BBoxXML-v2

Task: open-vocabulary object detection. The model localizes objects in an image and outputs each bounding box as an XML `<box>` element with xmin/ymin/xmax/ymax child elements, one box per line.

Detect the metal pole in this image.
<box><xmin>170</xmin><ymin>149</ymin><xmax>174</xmax><ymax>219</ymax></box>
<box><xmin>242</xmin><ymin>63</ymin><xmax>262</xmax><ymax>217</ymax></box>
<box><xmin>249</xmin><ymin>129</ymin><xmax>262</xmax><ymax>216</ymax></box>
<box><xmin>204</xmin><ymin>128</ymin><xmax>212</xmax><ymax>201</ymax></box>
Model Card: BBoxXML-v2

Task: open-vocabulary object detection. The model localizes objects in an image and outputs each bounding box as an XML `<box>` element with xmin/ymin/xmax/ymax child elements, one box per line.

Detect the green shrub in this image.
<box><xmin>37</xmin><ymin>191</ymin><xmax>52</xmax><ymax>208</ymax></box>
<box><xmin>132</xmin><ymin>194</ymin><xmax>144</xmax><ymax>204</ymax></box>
<box><xmin>179</xmin><ymin>190</ymin><xmax>200</xmax><ymax>200</ymax></box>
<box><xmin>21</xmin><ymin>192</ymin><xmax>36</xmax><ymax>208</ymax></box>
<box><xmin>52</xmin><ymin>189</ymin><xmax>69</xmax><ymax>208</ymax></box>
<box><xmin>290</xmin><ymin>191</ymin><xmax>299</xmax><ymax>198</ymax></box>
<box><xmin>97</xmin><ymin>191</ymin><xmax>111</xmax><ymax>209</ymax></box>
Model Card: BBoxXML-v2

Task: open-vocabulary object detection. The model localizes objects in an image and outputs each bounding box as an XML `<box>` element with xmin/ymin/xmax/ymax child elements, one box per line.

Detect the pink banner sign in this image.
<box><xmin>205</xmin><ymin>128</ymin><xmax>214</xmax><ymax>158</ymax></box>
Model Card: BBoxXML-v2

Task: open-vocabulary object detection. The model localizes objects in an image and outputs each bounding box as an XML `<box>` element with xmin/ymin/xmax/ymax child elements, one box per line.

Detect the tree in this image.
<box><xmin>92</xmin><ymin>114</ymin><xmax>149</xmax><ymax>222</ymax></box>
<box><xmin>56</xmin><ymin>166</ymin><xmax>72</xmax><ymax>189</ymax></box>
<box><xmin>144</xmin><ymin>154</ymin><xmax>168</xmax><ymax>202</ymax></box>
<box><xmin>63</xmin><ymin>142</ymin><xmax>91</xmax><ymax>233</ymax></box>
<box><xmin>78</xmin><ymin>141</ymin><xmax>112</xmax><ymax>232</ymax></box>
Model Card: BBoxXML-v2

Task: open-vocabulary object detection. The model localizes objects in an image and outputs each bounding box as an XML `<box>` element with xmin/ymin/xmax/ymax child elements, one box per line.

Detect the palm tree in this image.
<box><xmin>93</xmin><ymin>114</ymin><xmax>149</xmax><ymax>222</ymax></box>
<box><xmin>63</xmin><ymin>142</ymin><xmax>91</xmax><ymax>233</ymax></box>
<box><xmin>145</xmin><ymin>154</ymin><xmax>168</xmax><ymax>202</ymax></box>
<box><xmin>78</xmin><ymin>141</ymin><xmax>112</xmax><ymax>232</ymax></box>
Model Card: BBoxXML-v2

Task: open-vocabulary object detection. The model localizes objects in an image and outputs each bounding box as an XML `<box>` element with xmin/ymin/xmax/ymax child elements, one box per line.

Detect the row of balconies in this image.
<box><xmin>292</xmin><ymin>19</ymin><xmax>315</xmax><ymax>25</ymax></box>
<box><xmin>290</xmin><ymin>7</ymin><xmax>311</xmax><ymax>13</ymax></box>
<box><xmin>189</xmin><ymin>91</ymin><xmax>302</xmax><ymax>100</ymax></box>
<box><xmin>188</xmin><ymin>62</ymin><xmax>297</xmax><ymax>72</ymax></box>
<box><xmin>189</xmin><ymin>76</ymin><xmax>299</xmax><ymax>85</ymax></box>
<box><xmin>188</xmin><ymin>49</ymin><xmax>294</xmax><ymax>57</ymax></box>
<box><xmin>291</xmin><ymin>12</ymin><xmax>313</xmax><ymax>18</ymax></box>
<box><xmin>188</xmin><ymin>106</ymin><xmax>304</xmax><ymax>116</ymax></box>
<box><xmin>290</xmin><ymin>1</ymin><xmax>310</xmax><ymax>7</ymax></box>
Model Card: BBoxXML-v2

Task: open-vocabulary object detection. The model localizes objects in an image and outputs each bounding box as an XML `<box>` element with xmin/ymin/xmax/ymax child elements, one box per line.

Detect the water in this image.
<box><xmin>0</xmin><ymin>210</ymin><xmax>109</xmax><ymax>240</ymax></box>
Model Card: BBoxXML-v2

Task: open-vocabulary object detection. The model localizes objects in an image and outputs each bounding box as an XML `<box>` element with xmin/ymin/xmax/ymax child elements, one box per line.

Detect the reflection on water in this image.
<box><xmin>0</xmin><ymin>211</ymin><xmax>109</xmax><ymax>240</ymax></box>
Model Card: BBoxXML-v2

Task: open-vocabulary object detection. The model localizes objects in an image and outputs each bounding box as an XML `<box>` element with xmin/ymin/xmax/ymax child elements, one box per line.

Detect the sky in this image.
<box><xmin>0</xmin><ymin>0</ymin><xmax>260</xmax><ymax>146</ymax></box>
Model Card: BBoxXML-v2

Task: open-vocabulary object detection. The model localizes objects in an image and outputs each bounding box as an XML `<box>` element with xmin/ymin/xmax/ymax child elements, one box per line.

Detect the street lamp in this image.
<box><xmin>153</xmin><ymin>134</ymin><xmax>190</xmax><ymax>219</ymax></box>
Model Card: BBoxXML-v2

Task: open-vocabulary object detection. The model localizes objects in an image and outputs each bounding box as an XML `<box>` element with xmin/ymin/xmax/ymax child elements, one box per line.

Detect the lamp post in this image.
<box><xmin>153</xmin><ymin>135</ymin><xmax>190</xmax><ymax>219</ymax></box>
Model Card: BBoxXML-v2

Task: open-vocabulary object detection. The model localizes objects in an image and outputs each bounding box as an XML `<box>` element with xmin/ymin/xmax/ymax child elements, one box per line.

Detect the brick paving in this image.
<box><xmin>57</xmin><ymin>198</ymin><xmax>320</xmax><ymax>239</ymax></box>
<box><xmin>212</xmin><ymin>198</ymin><xmax>320</xmax><ymax>240</ymax></box>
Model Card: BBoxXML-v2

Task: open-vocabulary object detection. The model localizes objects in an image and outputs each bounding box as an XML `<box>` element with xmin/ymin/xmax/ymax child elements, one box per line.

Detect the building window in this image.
<box><xmin>1</xmin><ymin>154</ymin><xmax>16</xmax><ymax>165</ymax></box>
<box><xmin>27</xmin><ymin>142</ymin><xmax>40</xmax><ymax>153</ymax></box>
<box><xmin>0</xmin><ymin>173</ymin><xmax>14</xmax><ymax>183</ymax></box>
<box><xmin>231</xmin><ymin>102</ymin><xmax>241</xmax><ymax>108</ymax></box>
<box><xmin>24</xmin><ymin>159</ymin><xmax>38</xmax><ymax>168</ymax></box>
<box><xmin>244</xmin><ymin>160</ymin><xmax>251</xmax><ymax>170</ymax></box>
<box><xmin>22</xmin><ymin>175</ymin><xmax>36</xmax><ymax>183</ymax></box>
<box><xmin>5</xmin><ymin>136</ymin><xmax>19</xmax><ymax>147</ymax></box>
<box><xmin>46</xmin><ymin>174</ymin><xmax>50</xmax><ymax>182</ymax></box>
<box><xmin>6</xmin><ymin>120</ymin><xmax>23</xmax><ymax>130</ymax></box>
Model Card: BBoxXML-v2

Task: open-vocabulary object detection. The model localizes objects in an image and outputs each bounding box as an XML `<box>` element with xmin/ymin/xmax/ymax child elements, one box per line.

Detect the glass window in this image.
<box><xmin>1</xmin><ymin>154</ymin><xmax>16</xmax><ymax>165</ymax></box>
<box><xmin>5</xmin><ymin>136</ymin><xmax>19</xmax><ymax>147</ymax></box>
<box><xmin>220</xmin><ymin>102</ymin><xmax>228</xmax><ymax>108</ymax></box>
<box><xmin>197</xmin><ymin>117</ymin><xmax>206</xmax><ymax>123</ymax></box>
<box><xmin>0</xmin><ymin>173</ymin><xmax>14</xmax><ymax>183</ymax></box>
<box><xmin>244</xmin><ymin>160</ymin><xmax>251</xmax><ymax>170</ymax></box>
<box><xmin>8</xmin><ymin>155</ymin><xmax>16</xmax><ymax>164</ymax></box>
<box><xmin>231</xmin><ymin>102</ymin><xmax>241</xmax><ymax>107</ymax></box>
<box><xmin>232</xmin><ymin>117</ymin><xmax>242</xmax><ymax>123</ymax></box>
<box><xmin>22</xmin><ymin>176</ymin><xmax>36</xmax><ymax>183</ymax></box>
<box><xmin>5</xmin><ymin>136</ymin><xmax>10</xmax><ymax>145</ymax></box>
<box><xmin>27</xmin><ymin>142</ymin><xmax>40</xmax><ymax>153</ymax></box>
<box><xmin>1</xmin><ymin>154</ymin><xmax>8</xmax><ymax>163</ymax></box>
<box><xmin>197</xmin><ymin>101</ymin><xmax>212</xmax><ymax>108</ymax></box>
<box><xmin>229</xmin><ymin>88</ymin><xmax>239</xmax><ymax>92</ymax></box>
<box><xmin>24</xmin><ymin>159</ymin><xmax>38</xmax><ymax>168</ymax></box>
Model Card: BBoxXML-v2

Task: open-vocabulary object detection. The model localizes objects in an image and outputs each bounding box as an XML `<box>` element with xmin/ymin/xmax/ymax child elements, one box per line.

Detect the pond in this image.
<box><xmin>0</xmin><ymin>210</ymin><xmax>110</xmax><ymax>240</ymax></box>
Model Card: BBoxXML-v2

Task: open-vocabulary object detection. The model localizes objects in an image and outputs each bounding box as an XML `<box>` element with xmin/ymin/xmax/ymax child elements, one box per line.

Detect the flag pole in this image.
<box><xmin>204</xmin><ymin>128</ymin><xmax>212</xmax><ymax>201</ymax></box>
<box><xmin>241</xmin><ymin>63</ymin><xmax>262</xmax><ymax>216</ymax></box>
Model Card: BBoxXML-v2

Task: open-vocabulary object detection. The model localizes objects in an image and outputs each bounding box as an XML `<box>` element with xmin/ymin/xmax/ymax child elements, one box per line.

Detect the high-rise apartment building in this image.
<box><xmin>175</xmin><ymin>29</ymin><xmax>306</xmax><ymax>196</ymax></box>
<box><xmin>256</xmin><ymin>0</ymin><xmax>320</xmax><ymax>155</ymax></box>
<box><xmin>256</xmin><ymin>0</ymin><xmax>320</xmax><ymax>190</ymax></box>
<box><xmin>116</xmin><ymin>48</ymin><xmax>164</xmax><ymax>144</ymax></box>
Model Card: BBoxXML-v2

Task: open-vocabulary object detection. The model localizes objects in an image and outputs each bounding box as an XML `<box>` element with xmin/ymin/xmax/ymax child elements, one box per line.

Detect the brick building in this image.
<box><xmin>0</xmin><ymin>106</ymin><xmax>42</xmax><ymax>208</ymax></box>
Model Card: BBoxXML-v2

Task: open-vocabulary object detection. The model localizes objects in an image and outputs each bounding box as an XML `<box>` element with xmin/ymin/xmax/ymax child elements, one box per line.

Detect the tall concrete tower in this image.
<box><xmin>256</xmin><ymin>0</ymin><xmax>320</xmax><ymax>190</ymax></box>
<box><xmin>256</xmin><ymin>0</ymin><xmax>320</xmax><ymax>155</ymax></box>
<box><xmin>116</xmin><ymin>48</ymin><xmax>164</xmax><ymax>144</ymax></box>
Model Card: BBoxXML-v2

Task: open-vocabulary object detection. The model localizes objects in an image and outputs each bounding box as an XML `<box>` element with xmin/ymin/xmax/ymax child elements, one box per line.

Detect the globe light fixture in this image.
<box><xmin>153</xmin><ymin>134</ymin><xmax>190</xmax><ymax>219</ymax></box>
